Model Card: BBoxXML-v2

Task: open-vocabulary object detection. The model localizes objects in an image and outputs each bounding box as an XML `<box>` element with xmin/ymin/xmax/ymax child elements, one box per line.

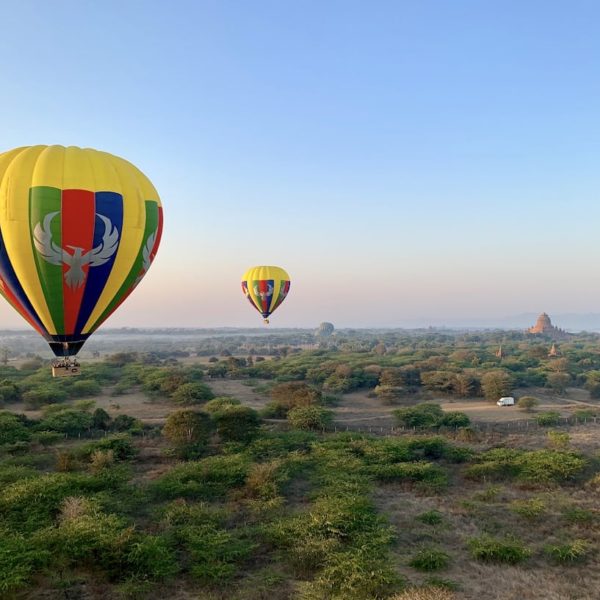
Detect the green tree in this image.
<box><xmin>287</xmin><ymin>405</ymin><xmax>333</xmax><ymax>430</ymax></box>
<box><xmin>163</xmin><ymin>410</ymin><xmax>212</xmax><ymax>448</ymax></box>
<box><xmin>171</xmin><ymin>382</ymin><xmax>214</xmax><ymax>405</ymax></box>
<box><xmin>546</xmin><ymin>372</ymin><xmax>570</xmax><ymax>394</ymax></box>
<box><xmin>481</xmin><ymin>370</ymin><xmax>513</xmax><ymax>401</ymax></box>
<box><xmin>517</xmin><ymin>396</ymin><xmax>539</xmax><ymax>412</ymax></box>
<box><xmin>213</xmin><ymin>406</ymin><xmax>261</xmax><ymax>442</ymax></box>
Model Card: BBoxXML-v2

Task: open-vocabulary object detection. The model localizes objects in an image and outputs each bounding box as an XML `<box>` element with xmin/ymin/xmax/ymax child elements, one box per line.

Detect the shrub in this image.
<box><xmin>92</xmin><ymin>407</ymin><xmax>111</xmax><ymax>430</ymax></box>
<box><xmin>544</xmin><ymin>539</ymin><xmax>589</xmax><ymax>564</ymax></box>
<box><xmin>287</xmin><ymin>405</ymin><xmax>333</xmax><ymax>430</ymax></box>
<box><xmin>394</xmin><ymin>403</ymin><xmax>443</xmax><ymax>429</ymax></box>
<box><xmin>468</xmin><ymin>535</ymin><xmax>530</xmax><ymax>564</ymax></box>
<box><xmin>171</xmin><ymin>382</ymin><xmax>214</xmax><ymax>405</ymax></box>
<box><xmin>409</xmin><ymin>548</ymin><xmax>450</xmax><ymax>571</ymax></box>
<box><xmin>214</xmin><ymin>406</ymin><xmax>261</xmax><ymax>442</ymax></box>
<box><xmin>416</xmin><ymin>510</ymin><xmax>444</xmax><ymax>526</ymax></box>
<box><xmin>562</xmin><ymin>506</ymin><xmax>594</xmax><ymax>525</ymax></box>
<box><xmin>89</xmin><ymin>449</ymin><xmax>115</xmax><ymax>472</ymax></box>
<box><xmin>547</xmin><ymin>430</ymin><xmax>570</xmax><ymax>449</ymax></box>
<box><xmin>70</xmin><ymin>379</ymin><xmax>102</xmax><ymax>398</ymax></box>
<box><xmin>203</xmin><ymin>396</ymin><xmax>241</xmax><ymax>413</ymax></box>
<box><xmin>517</xmin><ymin>396</ymin><xmax>539</xmax><ymax>412</ymax></box>
<box><xmin>511</xmin><ymin>498</ymin><xmax>545</xmax><ymax>520</ymax></box>
<box><xmin>0</xmin><ymin>412</ymin><xmax>31</xmax><ymax>445</ymax></box>
<box><xmin>163</xmin><ymin>410</ymin><xmax>212</xmax><ymax>451</ymax></box>
<box><xmin>536</xmin><ymin>411</ymin><xmax>561</xmax><ymax>427</ymax></box>
<box><xmin>22</xmin><ymin>386</ymin><xmax>67</xmax><ymax>409</ymax></box>
<box><xmin>112</xmin><ymin>414</ymin><xmax>141</xmax><ymax>432</ymax></box>
<box><xmin>439</xmin><ymin>412</ymin><xmax>470</xmax><ymax>429</ymax></box>
<box><xmin>39</xmin><ymin>409</ymin><xmax>93</xmax><ymax>436</ymax></box>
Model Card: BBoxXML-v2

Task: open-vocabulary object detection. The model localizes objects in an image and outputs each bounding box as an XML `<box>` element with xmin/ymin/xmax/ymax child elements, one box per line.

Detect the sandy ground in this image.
<box><xmin>11</xmin><ymin>387</ymin><xmax>175</xmax><ymax>425</ymax></box>
<box><xmin>207</xmin><ymin>379</ymin><xmax>271</xmax><ymax>410</ymax></box>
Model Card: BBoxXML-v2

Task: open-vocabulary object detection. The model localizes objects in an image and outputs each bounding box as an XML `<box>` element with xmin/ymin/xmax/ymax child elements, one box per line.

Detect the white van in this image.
<box><xmin>497</xmin><ymin>397</ymin><xmax>515</xmax><ymax>406</ymax></box>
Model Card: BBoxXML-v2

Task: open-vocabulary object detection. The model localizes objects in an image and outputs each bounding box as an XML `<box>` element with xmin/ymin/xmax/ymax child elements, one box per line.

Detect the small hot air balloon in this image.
<box><xmin>0</xmin><ymin>145</ymin><xmax>163</xmax><ymax>374</ymax></box>
<box><xmin>241</xmin><ymin>266</ymin><xmax>290</xmax><ymax>324</ymax></box>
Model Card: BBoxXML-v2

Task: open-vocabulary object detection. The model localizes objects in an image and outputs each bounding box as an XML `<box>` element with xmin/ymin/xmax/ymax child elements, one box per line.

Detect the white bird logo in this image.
<box><xmin>133</xmin><ymin>230</ymin><xmax>157</xmax><ymax>287</ymax></box>
<box><xmin>253</xmin><ymin>283</ymin><xmax>274</xmax><ymax>300</ymax></box>
<box><xmin>33</xmin><ymin>211</ymin><xmax>119</xmax><ymax>289</ymax></box>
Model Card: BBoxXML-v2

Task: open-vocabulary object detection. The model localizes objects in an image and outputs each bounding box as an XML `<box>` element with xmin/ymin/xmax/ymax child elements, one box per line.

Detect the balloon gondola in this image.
<box><xmin>0</xmin><ymin>145</ymin><xmax>163</xmax><ymax>376</ymax></box>
<box><xmin>241</xmin><ymin>266</ymin><xmax>290</xmax><ymax>324</ymax></box>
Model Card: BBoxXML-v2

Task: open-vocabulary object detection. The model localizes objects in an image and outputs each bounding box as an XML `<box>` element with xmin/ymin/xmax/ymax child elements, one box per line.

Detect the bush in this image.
<box><xmin>171</xmin><ymin>382</ymin><xmax>214</xmax><ymax>405</ymax></box>
<box><xmin>547</xmin><ymin>430</ymin><xmax>570</xmax><ymax>449</ymax></box>
<box><xmin>70</xmin><ymin>379</ymin><xmax>102</xmax><ymax>398</ymax></box>
<box><xmin>0</xmin><ymin>412</ymin><xmax>31</xmax><ymax>445</ymax></box>
<box><xmin>468</xmin><ymin>535</ymin><xmax>530</xmax><ymax>564</ymax></box>
<box><xmin>22</xmin><ymin>386</ymin><xmax>68</xmax><ymax>409</ymax></box>
<box><xmin>163</xmin><ymin>410</ymin><xmax>212</xmax><ymax>451</ymax></box>
<box><xmin>394</xmin><ymin>404</ymin><xmax>443</xmax><ymax>429</ymax></box>
<box><xmin>439</xmin><ymin>412</ymin><xmax>470</xmax><ymax>429</ymax></box>
<box><xmin>287</xmin><ymin>405</ymin><xmax>333</xmax><ymax>430</ymax></box>
<box><xmin>511</xmin><ymin>498</ymin><xmax>545</xmax><ymax>520</ymax></box>
<box><xmin>544</xmin><ymin>539</ymin><xmax>589</xmax><ymax>564</ymax></box>
<box><xmin>38</xmin><ymin>409</ymin><xmax>93</xmax><ymax>436</ymax></box>
<box><xmin>213</xmin><ymin>406</ymin><xmax>261</xmax><ymax>442</ymax></box>
<box><xmin>416</xmin><ymin>510</ymin><xmax>444</xmax><ymax>526</ymax></box>
<box><xmin>203</xmin><ymin>396</ymin><xmax>240</xmax><ymax>414</ymax></box>
<box><xmin>536</xmin><ymin>411</ymin><xmax>561</xmax><ymax>427</ymax></box>
<box><xmin>409</xmin><ymin>548</ymin><xmax>450</xmax><ymax>571</ymax></box>
<box><xmin>517</xmin><ymin>396</ymin><xmax>539</xmax><ymax>412</ymax></box>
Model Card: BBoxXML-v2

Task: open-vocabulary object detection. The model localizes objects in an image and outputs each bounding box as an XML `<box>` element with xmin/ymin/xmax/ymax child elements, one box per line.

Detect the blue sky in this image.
<box><xmin>1</xmin><ymin>1</ymin><xmax>600</xmax><ymax>327</ymax></box>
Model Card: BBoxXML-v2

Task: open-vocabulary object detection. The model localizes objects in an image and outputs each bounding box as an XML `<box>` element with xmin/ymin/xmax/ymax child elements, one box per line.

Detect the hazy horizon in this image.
<box><xmin>2</xmin><ymin>2</ymin><xmax>600</xmax><ymax>330</ymax></box>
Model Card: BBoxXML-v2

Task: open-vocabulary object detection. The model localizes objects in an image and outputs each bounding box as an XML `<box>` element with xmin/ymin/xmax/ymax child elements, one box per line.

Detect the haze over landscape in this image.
<box><xmin>2</xmin><ymin>1</ymin><xmax>600</xmax><ymax>328</ymax></box>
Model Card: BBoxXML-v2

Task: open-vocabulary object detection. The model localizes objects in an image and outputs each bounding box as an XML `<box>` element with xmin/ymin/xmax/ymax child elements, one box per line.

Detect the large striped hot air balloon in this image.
<box><xmin>0</xmin><ymin>145</ymin><xmax>163</xmax><ymax>359</ymax></box>
<box><xmin>241</xmin><ymin>265</ymin><xmax>290</xmax><ymax>324</ymax></box>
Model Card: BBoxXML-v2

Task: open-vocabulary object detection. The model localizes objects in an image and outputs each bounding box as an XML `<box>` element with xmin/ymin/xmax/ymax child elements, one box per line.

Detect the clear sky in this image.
<box><xmin>1</xmin><ymin>0</ymin><xmax>600</xmax><ymax>328</ymax></box>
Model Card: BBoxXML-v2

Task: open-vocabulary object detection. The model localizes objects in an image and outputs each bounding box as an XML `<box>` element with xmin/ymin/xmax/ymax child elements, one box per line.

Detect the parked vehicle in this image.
<box><xmin>497</xmin><ymin>396</ymin><xmax>515</xmax><ymax>406</ymax></box>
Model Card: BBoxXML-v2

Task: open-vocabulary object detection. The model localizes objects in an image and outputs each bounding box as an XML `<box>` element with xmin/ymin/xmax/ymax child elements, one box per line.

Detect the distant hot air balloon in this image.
<box><xmin>0</xmin><ymin>146</ymin><xmax>163</xmax><ymax>370</ymax></box>
<box><xmin>241</xmin><ymin>266</ymin><xmax>290</xmax><ymax>324</ymax></box>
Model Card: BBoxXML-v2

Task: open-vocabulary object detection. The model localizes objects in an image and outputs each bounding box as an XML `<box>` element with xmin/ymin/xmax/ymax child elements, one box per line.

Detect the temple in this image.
<box><xmin>527</xmin><ymin>313</ymin><xmax>570</xmax><ymax>340</ymax></box>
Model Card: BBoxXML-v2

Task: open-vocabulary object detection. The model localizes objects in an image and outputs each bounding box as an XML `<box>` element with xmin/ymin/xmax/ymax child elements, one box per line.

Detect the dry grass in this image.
<box><xmin>59</xmin><ymin>496</ymin><xmax>94</xmax><ymax>522</ymax></box>
<box><xmin>89</xmin><ymin>449</ymin><xmax>115</xmax><ymax>472</ymax></box>
<box><xmin>391</xmin><ymin>587</ymin><xmax>455</xmax><ymax>600</ymax></box>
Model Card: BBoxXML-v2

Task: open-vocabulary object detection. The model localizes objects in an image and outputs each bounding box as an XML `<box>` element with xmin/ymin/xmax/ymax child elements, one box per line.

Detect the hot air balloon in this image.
<box><xmin>241</xmin><ymin>266</ymin><xmax>290</xmax><ymax>324</ymax></box>
<box><xmin>0</xmin><ymin>145</ymin><xmax>163</xmax><ymax>375</ymax></box>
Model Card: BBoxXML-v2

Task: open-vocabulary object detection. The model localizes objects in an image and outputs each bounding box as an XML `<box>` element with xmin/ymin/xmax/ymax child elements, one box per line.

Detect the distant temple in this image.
<box><xmin>495</xmin><ymin>345</ymin><xmax>504</xmax><ymax>359</ymax></box>
<box><xmin>527</xmin><ymin>313</ymin><xmax>570</xmax><ymax>340</ymax></box>
<box><xmin>548</xmin><ymin>343</ymin><xmax>559</xmax><ymax>357</ymax></box>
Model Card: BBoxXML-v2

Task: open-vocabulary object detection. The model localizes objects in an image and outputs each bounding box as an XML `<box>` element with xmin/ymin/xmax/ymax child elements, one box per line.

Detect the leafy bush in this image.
<box><xmin>287</xmin><ymin>405</ymin><xmax>333</xmax><ymax>430</ymax></box>
<box><xmin>547</xmin><ymin>430</ymin><xmax>570</xmax><ymax>449</ymax></box>
<box><xmin>439</xmin><ymin>412</ymin><xmax>470</xmax><ymax>429</ymax></box>
<box><xmin>394</xmin><ymin>404</ymin><xmax>469</xmax><ymax>430</ymax></box>
<box><xmin>162</xmin><ymin>410</ymin><xmax>212</xmax><ymax>451</ymax></box>
<box><xmin>203</xmin><ymin>396</ymin><xmax>241</xmax><ymax>413</ymax></box>
<box><xmin>394</xmin><ymin>404</ymin><xmax>443</xmax><ymax>429</ymax></box>
<box><xmin>152</xmin><ymin>454</ymin><xmax>249</xmax><ymax>500</ymax></box>
<box><xmin>417</xmin><ymin>510</ymin><xmax>444</xmax><ymax>525</ymax></box>
<box><xmin>511</xmin><ymin>498</ymin><xmax>545</xmax><ymax>519</ymax></box>
<box><xmin>171</xmin><ymin>382</ymin><xmax>214</xmax><ymax>405</ymax></box>
<box><xmin>38</xmin><ymin>408</ymin><xmax>93</xmax><ymax>436</ymax></box>
<box><xmin>70</xmin><ymin>379</ymin><xmax>102</xmax><ymax>398</ymax></box>
<box><xmin>468</xmin><ymin>535</ymin><xmax>530</xmax><ymax>564</ymax></box>
<box><xmin>0</xmin><ymin>412</ymin><xmax>31</xmax><ymax>445</ymax></box>
<box><xmin>213</xmin><ymin>406</ymin><xmax>261</xmax><ymax>442</ymax></box>
<box><xmin>409</xmin><ymin>548</ymin><xmax>450</xmax><ymax>571</ymax></box>
<box><xmin>465</xmin><ymin>448</ymin><xmax>586</xmax><ymax>484</ymax></box>
<box><xmin>544</xmin><ymin>539</ymin><xmax>589</xmax><ymax>564</ymax></box>
<box><xmin>517</xmin><ymin>396</ymin><xmax>539</xmax><ymax>411</ymax></box>
<box><xmin>536</xmin><ymin>411</ymin><xmax>561</xmax><ymax>427</ymax></box>
<box><xmin>22</xmin><ymin>386</ymin><xmax>67</xmax><ymax>409</ymax></box>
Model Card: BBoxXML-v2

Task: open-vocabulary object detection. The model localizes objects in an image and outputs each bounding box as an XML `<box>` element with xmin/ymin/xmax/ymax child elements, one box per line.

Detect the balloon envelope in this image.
<box><xmin>0</xmin><ymin>145</ymin><xmax>163</xmax><ymax>355</ymax></box>
<box><xmin>241</xmin><ymin>265</ymin><xmax>290</xmax><ymax>322</ymax></box>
